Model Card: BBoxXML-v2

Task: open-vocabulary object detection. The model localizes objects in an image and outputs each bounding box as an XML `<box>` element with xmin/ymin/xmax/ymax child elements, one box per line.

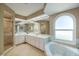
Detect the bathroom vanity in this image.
<box><xmin>26</xmin><ymin>33</ymin><xmax>50</xmax><ymax>51</ymax></box>
<box><xmin>15</xmin><ymin>32</ymin><xmax>50</xmax><ymax>51</ymax></box>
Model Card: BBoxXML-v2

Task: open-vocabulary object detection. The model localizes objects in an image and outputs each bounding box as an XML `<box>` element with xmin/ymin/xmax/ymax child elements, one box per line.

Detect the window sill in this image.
<box><xmin>52</xmin><ymin>39</ymin><xmax>76</xmax><ymax>48</ymax></box>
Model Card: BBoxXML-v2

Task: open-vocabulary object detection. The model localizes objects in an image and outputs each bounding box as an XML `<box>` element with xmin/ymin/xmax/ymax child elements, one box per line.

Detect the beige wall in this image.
<box><xmin>0</xmin><ymin>4</ymin><xmax>15</xmax><ymax>55</ymax></box>
<box><xmin>49</xmin><ymin>8</ymin><xmax>79</xmax><ymax>48</ymax></box>
<box><xmin>0</xmin><ymin>6</ymin><xmax>4</xmax><ymax>55</ymax></box>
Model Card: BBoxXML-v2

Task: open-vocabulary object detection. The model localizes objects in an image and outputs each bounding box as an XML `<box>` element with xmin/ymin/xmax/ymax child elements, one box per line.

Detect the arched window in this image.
<box><xmin>55</xmin><ymin>14</ymin><xmax>75</xmax><ymax>41</ymax></box>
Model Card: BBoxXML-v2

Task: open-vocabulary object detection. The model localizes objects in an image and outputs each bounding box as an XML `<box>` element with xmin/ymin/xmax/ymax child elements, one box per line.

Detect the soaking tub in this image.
<box><xmin>45</xmin><ymin>42</ymin><xmax>79</xmax><ymax>56</ymax></box>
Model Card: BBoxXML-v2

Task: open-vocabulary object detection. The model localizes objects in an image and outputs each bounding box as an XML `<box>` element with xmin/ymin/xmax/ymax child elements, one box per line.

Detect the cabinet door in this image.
<box><xmin>15</xmin><ymin>35</ymin><xmax>25</xmax><ymax>44</ymax></box>
<box><xmin>34</xmin><ymin>37</ymin><xmax>40</xmax><ymax>48</ymax></box>
<box><xmin>19</xmin><ymin>36</ymin><xmax>25</xmax><ymax>43</ymax></box>
<box><xmin>25</xmin><ymin>35</ymin><xmax>28</xmax><ymax>42</ymax></box>
<box><xmin>39</xmin><ymin>39</ymin><xmax>44</xmax><ymax>50</ymax></box>
<box><xmin>30</xmin><ymin>36</ymin><xmax>35</xmax><ymax>46</ymax></box>
<box><xmin>26</xmin><ymin>35</ymin><xmax>31</xmax><ymax>43</ymax></box>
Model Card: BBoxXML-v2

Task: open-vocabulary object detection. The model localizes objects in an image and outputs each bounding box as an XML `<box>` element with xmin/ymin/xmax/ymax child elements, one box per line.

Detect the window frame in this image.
<box><xmin>54</xmin><ymin>13</ymin><xmax>76</xmax><ymax>45</ymax></box>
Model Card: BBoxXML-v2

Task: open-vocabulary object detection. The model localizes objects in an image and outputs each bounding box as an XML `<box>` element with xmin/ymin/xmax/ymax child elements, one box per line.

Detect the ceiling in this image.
<box><xmin>44</xmin><ymin>3</ymin><xmax>79</xmax><ymax>15</ymax></box>
<box><xmin>5</xmin><ymin>3</ymin><xmax>79</xmax><ymax>17</ymax></box>
<box><xmin>5</xmin><ymin>3</ymin><xmax>44</xmax><ymax>16</ymax></box>
<box><xmin>16</xmin><ymin>14</ymin><xmax>49</xmax><ymax>25</ymax></box>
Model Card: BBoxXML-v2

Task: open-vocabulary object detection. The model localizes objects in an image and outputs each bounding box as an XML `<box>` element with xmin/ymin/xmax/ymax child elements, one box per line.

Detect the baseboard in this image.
<box><xmin>1</xmin><ymin>46</ymin><xmax>14</xmax><ymax>56</ymax></box>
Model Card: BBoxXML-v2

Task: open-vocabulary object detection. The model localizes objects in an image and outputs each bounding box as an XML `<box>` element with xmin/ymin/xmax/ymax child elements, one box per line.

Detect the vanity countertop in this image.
<box><xmin>28</xmin><ymin>33</ymin><xmax>50</xmax><ymax>39</ymax></box>
<box><xmin>15</xmin><ymin>32</ymin><xmax>50</xmax><ymax>38</ymax></box>
<box><xmin>15</xmin><ymin>32</ymin><xmax>27</xmax><ymax>36</ymax></box>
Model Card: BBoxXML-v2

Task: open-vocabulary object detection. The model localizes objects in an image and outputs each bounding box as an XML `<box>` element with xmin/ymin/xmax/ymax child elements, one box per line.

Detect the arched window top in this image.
<box><xmin>55</xmin><ymin>13</ymin><xmax>76</xmax><ymax>41</ymax></box>
<box><xmin>55</xmin><ymin>15</ymin><xmax>74</xmax><ymax>29</ymax></box>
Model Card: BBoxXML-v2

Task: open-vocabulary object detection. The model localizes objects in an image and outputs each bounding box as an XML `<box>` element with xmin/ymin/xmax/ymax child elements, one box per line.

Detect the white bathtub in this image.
<box><xmin>45</xmin><ymin>42</ymin><xmax>79</xmax><ymax>56</ymax></box>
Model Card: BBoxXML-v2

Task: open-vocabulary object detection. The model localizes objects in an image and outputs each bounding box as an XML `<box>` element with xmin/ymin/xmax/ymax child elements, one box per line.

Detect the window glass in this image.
<box><xmin>55</xmin><ymin>31</ymin><xmax>73</xmax><ymax>41</ymax></box>
<box><xmin>55</xmin><ymin>15</ymin><xmax>74</xmax><ymax>41</ymax></box>
<box><xmin>55</xmin><ymin>15</ymin><xmax>73</xmax><ymax>29</ymax></box>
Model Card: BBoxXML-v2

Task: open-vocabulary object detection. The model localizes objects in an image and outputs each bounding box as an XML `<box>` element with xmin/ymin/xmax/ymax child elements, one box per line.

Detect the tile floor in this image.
<box><xmin>4</xmin><ymin>43</ymin><xmax>45</xmax><ymax>56</ymax></box>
